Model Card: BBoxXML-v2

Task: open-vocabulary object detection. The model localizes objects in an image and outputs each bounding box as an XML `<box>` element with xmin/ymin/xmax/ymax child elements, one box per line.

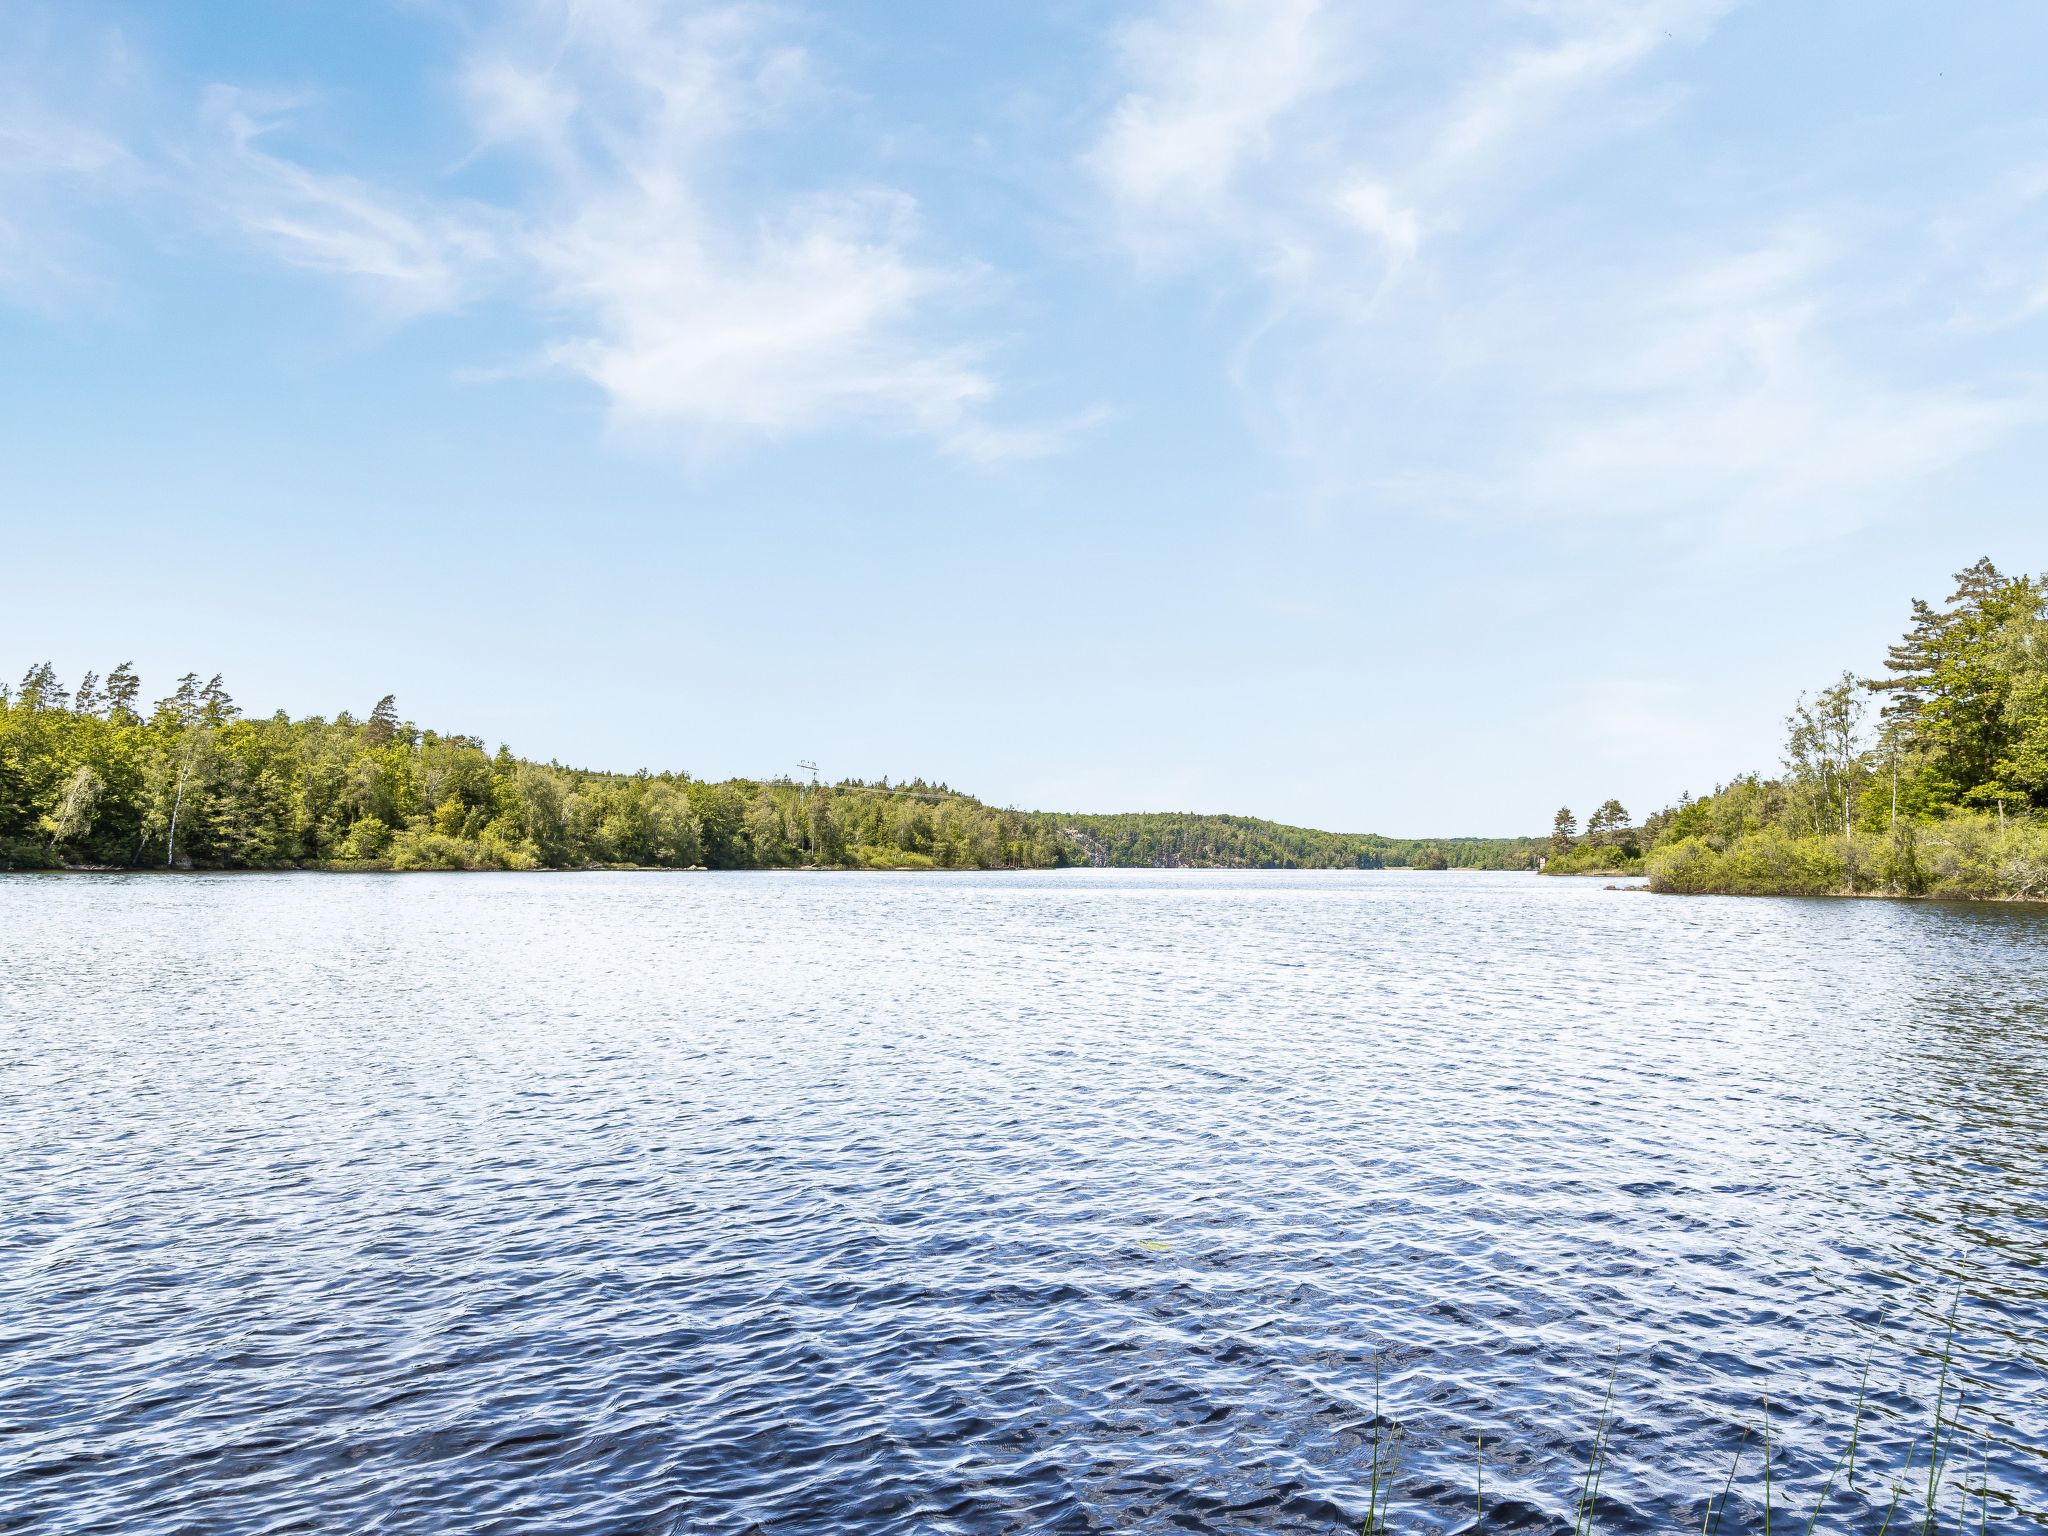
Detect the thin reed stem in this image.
<box><xmin>1705</xmin><ymin>1429</ymin><xmax>1748</xmax><ymax>1536</ymax></box>
<box><xmin>1977</xmin><ymin>1432</ymin><xmax>1989</xmax><ymax>1536</ymax></box>
<box><xmin>1763</xmin><ymin>1386</ymin><xmax>1773</xmax><ymax>1536</ymax></box>
<box><xmin>1924</xmin><ymin>1294</ymin><xmax>1962</xmax><ymax>1536</ymax></box>
<box><xmin>1803</xmin><ymin>1364</ymin><xmax>1871</xmax><ymax>1536</ymax></box>
<box><xmin>1848</xmin><ymin>1358</ymin><xmax>1871</xmax><ymax>1489</ymax></box>
<box><xmin>1878</xmin><ymin>1436</ymin><xmax>1924</xmax><ymax>1536</ymax></box>
<box><xmin>1574</xmin><ymin>1357</ymin><xmax>1620</xmax><ymax>1536</ymax></box>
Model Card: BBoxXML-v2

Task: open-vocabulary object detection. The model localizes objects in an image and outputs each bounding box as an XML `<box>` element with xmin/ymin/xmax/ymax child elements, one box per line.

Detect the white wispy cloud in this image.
<box><xmin>536</xmin><ymin>184</ymin><xmax>993</xmax><ymax>442</ymax></box>
<box><xmin>1342</xmin><ymin>224</ymin><xmax>2047</xmax><ymax>546</ymax></box>
<box><xmin>186</xmin><ymin>0</ymin><xmax>1054</xmax><ymax>457</ymax></box>
<box><xmin>477</xmin><ymin>2</ymin><xmax>1009</xmax><ymax>452</ymax></box>
<box><xmin>199</xmin><ymin>88</ymin><xmax>497</xmax><ymax>318</ymax></box>
<box><xmin>1084</xmin><ymin>0</ymin><xmax>2047</xmax><ymax>544</ymax></box>
<box><xmin>1419</xmin><ymin>0</ymin><xmax>1734</xmax><ymax>196</ymax></box>
<box><xmin>0</xmin><ymin>107</ymin><xmax>128</xmax><ymax>305</ymax></box>
<box><xmin>1087</xmin><ymin>0</ymin><xmax>1344</xmax><ymax>242</ymax></box>
<box><xmin>1081</xmin><ymin>0</ymin><xmax>1731</xmax><ymax>306</ymax></box>
<box><xmin>0</xmin><ymin>16</ymin><xmax>140</xmax><ymax>308</ymax></box>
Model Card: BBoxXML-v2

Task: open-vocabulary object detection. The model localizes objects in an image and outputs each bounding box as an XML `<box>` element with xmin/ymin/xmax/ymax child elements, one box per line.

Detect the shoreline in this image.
<box><xmin>1647</xmin><ymin>882</ymin><xmax>2048</xmax><ymax>907</ymax></box>
<box><xmin>3</xmin><ymin>862</ymin><xmax>1533</xmax><ymax>877</ymax></box>
<box><xmin>13</xmin><ymin>864</ymin><xmax>2045</xmax><ymax>903</ymax></box>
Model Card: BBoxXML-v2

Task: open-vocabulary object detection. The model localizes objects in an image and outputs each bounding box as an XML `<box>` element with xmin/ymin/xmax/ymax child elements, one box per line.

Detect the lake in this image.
<box><xmin>3</xmin><ymin>870</ymin><xmax>2043</xmax><ymax>1534</ymax></box>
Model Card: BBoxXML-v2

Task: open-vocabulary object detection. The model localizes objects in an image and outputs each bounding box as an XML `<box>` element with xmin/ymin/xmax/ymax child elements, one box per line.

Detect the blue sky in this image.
<box><xmin>4</xmin><ymin>0</ymin><xmax>2045</xmax><ymax>834</ymax></box>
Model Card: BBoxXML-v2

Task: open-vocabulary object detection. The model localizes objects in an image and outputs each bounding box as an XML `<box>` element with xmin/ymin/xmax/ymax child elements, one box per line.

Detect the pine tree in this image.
<box><xmin>1586</xmin><ymin>799</ymin><xmax>1630</xmax><ymax>846</ymax></box>
<box><xmin>1550</xmin><ymin>806</ymin><xmax>1577</xmax><ymax>855</ymax></box>
<box><xmin>1868</xmin><ymin>594</ymin><xmax>1946</xmax><ymax>727</ymax></box>
<box><xmin>365</xmin><ymin>695</ymin><xmax>400</xmax><ymax>744</ymax></box>
<box><xmin>104</xmin><ymin>662</ymin><xmax>142</xmax><ymax>722</ymax></box>
<box><xmin>1924</xmin><ymin>560</ymin><xmax>2032</xmax><ymax>802</ymax></box>
<box><xmin>158</xmin><ymin>673</ymin><xmax>202</xmax><ymax>725</ymax></box>
<box><xmin>1865</xmin><ymin>559</ymin><xmax>2036</xmax><ymax>807</ymax></box>
<box><xmin>16</xmin><ymin>662</ymin><xmax>65</xmax><ymax>712</ymax></box>
<box><xmin>200</xmin><ymin>674</ymin><xmax>239</xmax><ymax>724</ymax></box>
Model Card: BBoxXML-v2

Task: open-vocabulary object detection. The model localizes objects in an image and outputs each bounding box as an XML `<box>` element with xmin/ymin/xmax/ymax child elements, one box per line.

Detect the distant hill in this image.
<box><xmin>1055</xmin><ymin>811</ymin><xmax>1541</xmax><ymax>871</ymax></box>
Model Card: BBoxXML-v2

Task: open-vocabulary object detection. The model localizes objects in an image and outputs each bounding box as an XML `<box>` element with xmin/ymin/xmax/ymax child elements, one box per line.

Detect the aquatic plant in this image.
<box><xmin>1358</xmin><ymin>1301</ymin><xmax>2003</xmax><ymax>1536</ymax></box>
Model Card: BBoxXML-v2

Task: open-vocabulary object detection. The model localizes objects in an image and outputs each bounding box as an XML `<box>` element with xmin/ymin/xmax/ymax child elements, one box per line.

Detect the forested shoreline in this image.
<box><xmin>0</xmin><ymin>669</ymin><xmax>1539</xmax><ymax>874</ymax></box>
<box><xmin>1545</xmin><ymin>557</ymin><xmax>2048</xmax><ymax>901</ymax></box>
<box><xmin>1056</xmin><ymin>812</ymin><xmax>1537</xmax><ymax>871</ymax></box>
<box><xmin>26</xmin><ymin>552</ymin><xmax>2033</xmax><ymax>895</ymax></box>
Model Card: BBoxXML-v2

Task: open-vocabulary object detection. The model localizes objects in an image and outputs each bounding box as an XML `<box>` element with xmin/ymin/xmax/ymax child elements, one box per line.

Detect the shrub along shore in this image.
<box><xmin>1650</xmin><ymin>815</ymin><xmax>2048</xmax><ymax>901</ymax></box>
<box><xmin>1543</xmin><ymin>557</ymin><xmax>2048</xmax><ymax>901</ymax></box>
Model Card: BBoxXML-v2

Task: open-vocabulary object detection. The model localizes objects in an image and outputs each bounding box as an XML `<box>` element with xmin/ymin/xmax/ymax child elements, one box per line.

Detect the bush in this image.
<box><xmin>1919</xmin><ymin>813</ymin><xmax>2048</xmax><ymax>900</ymax></box>
<box><xmin>1648</xmin><ymin>828</ymin><xmax>1844</xmax><ymax>895</ymax></box>
<box><xmin>850</xmin><ymin>844</ymin><xmax>934</xmax><ymax>870</ymax></box>
<box><xmin>1647</xmin><ymin>814</ymin><xmax>2048</xmax><ymax>899</ymax></box>
<box><xmin>1544</xmin><ymin>843</ymin><xmax>1644</xmax><ymax>876</ymax></box>
<box><xmin>386</xmin><ymin>829</ymin><xmax>487</xmax><ymax>871</ymax></box>
<box><xmin>1647</xmin><ymin>837</ymin><xmax>1722</xmax><ymax>893</ymax></box>
<box><xmin>1877</xmin><ymin>822</ymin><xmax>1929</xmax><ymax>895</ymax></box>
<box><xmin>476</xmin><ymin>825</ymin><xmax>541</xmax><ymax>871</ymax></box>
<box><xmin>337</xmin><ymin>816</ymin><xmax>392</xmax><ymax>860</ymax></box>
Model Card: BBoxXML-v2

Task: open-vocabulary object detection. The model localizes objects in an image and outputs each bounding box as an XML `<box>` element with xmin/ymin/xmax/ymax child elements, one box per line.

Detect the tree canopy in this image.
<box><xmin>1630</xmin><ymin>558</ymin><xmax>2048</xmax><ymax>899</ymax></box>
<box><xmin>0</xmin><ymin>668</ymin><xmax>1541</xmax><ymax>874</ymax></box>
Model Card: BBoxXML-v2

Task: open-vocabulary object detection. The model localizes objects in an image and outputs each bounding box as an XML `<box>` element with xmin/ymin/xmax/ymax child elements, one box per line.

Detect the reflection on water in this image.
<box><xmin>2</xmin><ymin>870</ymin><xmax>2043</xmax><ymax>1534</ymax></box>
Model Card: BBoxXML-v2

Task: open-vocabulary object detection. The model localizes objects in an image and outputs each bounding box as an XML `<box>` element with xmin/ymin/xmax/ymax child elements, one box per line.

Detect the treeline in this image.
<box><xmin>0</xmin><ymin>669</ymin><xmax>1070</xmax><ymax>872</ymax></box>
<box><xmin>1057</xmin><ymin>812</ymin><xmax>1542</xmax><ymax>871</ymax></box>
<box><xmin>1540</xmin><ymin>799</ymin><xmax>1646</xmax><ymax>875</ymax></box>
<box><xmin>0</xmin><ymin>666</ymin><xmax>1543</xmax><ymax>874</ymax></box>
<box><xmin>1563</xmin><ymin>558</ymin><xmax>2048</xmax><ymax>900</ymax></box>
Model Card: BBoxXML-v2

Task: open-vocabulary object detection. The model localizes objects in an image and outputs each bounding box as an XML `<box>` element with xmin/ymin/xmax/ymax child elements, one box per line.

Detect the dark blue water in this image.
<box><xmin>2</xmin><ymin>870</ymin><xmax>2043</xmax><ymax>1534</ymax></box>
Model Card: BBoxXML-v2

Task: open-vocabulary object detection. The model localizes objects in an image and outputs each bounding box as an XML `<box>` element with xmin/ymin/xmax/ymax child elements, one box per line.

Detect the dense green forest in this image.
<box><xmin>1057</xmin><ymin>812</ymin><xmax>1539</xmax><ymax>871</ymax></box>
<box><xmin>0</xmin><ymin>669</ymin><xmax>1069</xmax><ymax>872</ymax></box>
<box><xmin>0</xmin><ymin>667</ymin><xmax>1538</xmax><ymax>873</ymax></box>
<box><xmin>1546</xmin><ymin>558</ymin><xmax>2048</xmax><ymax>899</ymax></box>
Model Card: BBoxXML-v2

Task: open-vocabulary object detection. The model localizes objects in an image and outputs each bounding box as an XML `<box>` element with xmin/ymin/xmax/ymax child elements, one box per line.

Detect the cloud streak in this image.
<box><xmin>1087</xmin><ymin>0</ymin><xmax>1344</xmax><ymax>243</ymax></box>
<box><xmin>190</xmin><ymin>0</ymin><xmax>1052</xmax><ymax>457</ymax></box>
<box><xmin>0</xmin><ymin>14</ymin><xmax>140</xmax><ymax>309</ymax></box>
<box><xmin>1084</xmin><ymin>0</ymin><xmax>2048</xmax><ymax>544</ymax></box>
<box><xmin>200</xmin><ymin>88</ymin><xmax>497</xmax><ymax>318</ymax></box>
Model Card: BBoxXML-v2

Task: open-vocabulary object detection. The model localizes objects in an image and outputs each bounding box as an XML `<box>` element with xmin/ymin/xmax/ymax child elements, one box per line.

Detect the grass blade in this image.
<box><xmin>1878</xmin><ymin>1436</ymin><xmax>1924</xmax><ymax>1536</ymax></box>
<box><xmin>1706</xmin><ymin>1428</ymin><xmax>1748</xmax><ymax>1536</ymax></box>
<box><xmin>1763</xmin><ymin>1386</ymin><xmax>1774</xmax><ymax>1536</ymax></box>
<box><xmin>1803</xmin><ymin>1362</ymin><xmax>1871</xmax><ymax>1536</ymax></box>
<box><xmin>1848</xmin><ymin>1358</ymin><xmax>1871</xmax><ymax>1490</ymax></box>
<box><xmin>1575</xmin><ymin>1357</ymin><xmax>1620</xmax><ymax>1536</ymax></box>
<box><xmin>1924</xmin><ymin>1293</ymin><xmax>1962</xmax><ymax>1536</ymax></box>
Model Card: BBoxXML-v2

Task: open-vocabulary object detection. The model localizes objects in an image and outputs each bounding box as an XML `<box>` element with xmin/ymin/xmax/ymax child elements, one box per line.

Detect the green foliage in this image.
<box><xmin>1635</xmin><ymin>558</ymin><xmax>2048</xmax><ymax>900</ymax></box>
<box><xmin>1055</xmin><ymin>811</ymin><xmax>1542</xmax><ymax>870</ymax></box>
<box><xmin>1550</xmin><ymin>805</ymin><xmax>1577</xmax><ymax>856</ymax></box>
<box><xmin>1647</xmin><ymin>815</ymin><xmax>2048</xmax><ymax>901</ymax></box>
<box><xmin>1541</xmin><ymin>796</ymin><xmax>1642</xmax><ymax>874</ymax></box>
<box><xmin>0</xmin><ymin>671</ymin><xmax>1080</xmax><ymax>872</ymax></box>
<box><xmin>1543</xmin><ymin>842</ymin><xmax>1644</xmax><ymax>876</ymax></box>
<box><xmin>1644</xmin><ymin>836</ymin><xmax>1720</xmax><ymax>894</ymax></box>
<box><xmin>4</xmin><ymin>667</ymin><xmax>1539</xmax><ymax>874</ymax></box>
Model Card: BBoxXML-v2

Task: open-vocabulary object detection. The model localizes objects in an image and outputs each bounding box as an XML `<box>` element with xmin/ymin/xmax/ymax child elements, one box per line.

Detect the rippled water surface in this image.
<box><xmin>4</xmin><ymin>870</ymin><xmax>2045</xmax><ymax>1535</ymax></box>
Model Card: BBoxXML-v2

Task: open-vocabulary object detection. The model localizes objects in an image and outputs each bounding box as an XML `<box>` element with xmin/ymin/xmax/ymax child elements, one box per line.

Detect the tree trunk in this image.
<box><xmin>167</xmin><ymin>758</ymin><xmax>190</xmax><ymax>868</ymax></box>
